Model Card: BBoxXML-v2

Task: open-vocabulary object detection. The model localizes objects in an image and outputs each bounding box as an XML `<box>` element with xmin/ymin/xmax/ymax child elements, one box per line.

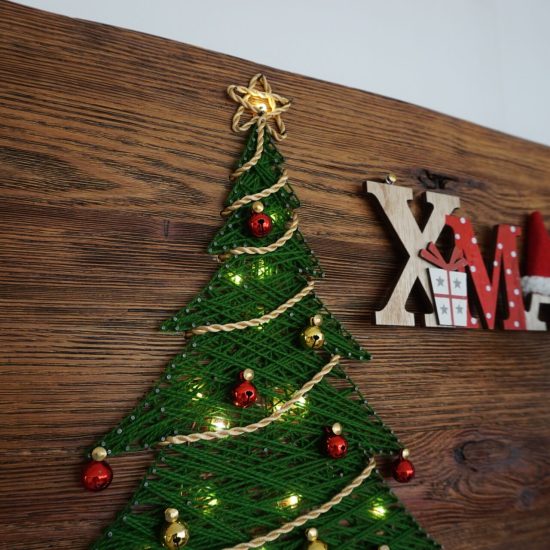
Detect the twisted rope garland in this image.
<box><xmin>220</xmin><ymin>170</ymin><xmax>289</xmax><ymax>216</ymax></box>
<box><xmin>227</xmin><ymin>213</ymin><xmax>299</xmax><ymax>257</ymax></box>
<box><xmin>230</xmin><ymin>116</ymin><xmax>269</xmax><ymax>181</ymax></box>
<box><xmin>159</xmin><ymin>354</ymin><xmax>340</xmax><ymax>446</ymax></box>
<box><xmin>186</xmin><ymin>281</ymin><xmax>314</xmax><ymax>337</ymax></box>
<box><xmin>224</xmin><ymin>457</ymin><xmax>377</xmax><ymax>550</ymax></box>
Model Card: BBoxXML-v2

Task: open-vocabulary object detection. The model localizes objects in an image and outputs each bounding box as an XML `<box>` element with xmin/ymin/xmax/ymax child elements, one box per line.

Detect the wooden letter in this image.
<box><xmin>446</xmin><ymin>216</ymin><xmax>526</xmax><ymax>330</ymax></box>
<box><xmin>366</xmin><ymin>181</ymin><xmax>460</xmax><ymax>326</ymax></box>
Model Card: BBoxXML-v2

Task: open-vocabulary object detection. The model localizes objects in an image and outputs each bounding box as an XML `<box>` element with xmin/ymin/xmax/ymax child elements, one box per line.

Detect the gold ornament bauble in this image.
<box><xmin>161</xmin><ymin>522</ymin><xmax>190</xmax><ymax>549</ymax></box>
<box><xmin>300</xmin><ymin>325</ymin><xmax>325</xmax><ymax>349</ymax></box>
<box><xmin>251</xmin><ymin>201</ymin><xmax>265</xmax><ymax>213</ymax></box>
<box><xmin>242</xmin><ymin>368</ymin><xmax>255</xmax><ymax>381</ymax></box>
<box><xmin>305</xmin><ymin>527</ymin><xmax>328</xmax><ymax>549</ymax></box>
<box><xmin>91</xmin><ymin>446</ymin><xmax>107</xmax><ymax>461</ymax></box>
<box><xmin>161</xmin><ymin>508</ymin><xmax>189</xmax><ymax>549</ymax></box>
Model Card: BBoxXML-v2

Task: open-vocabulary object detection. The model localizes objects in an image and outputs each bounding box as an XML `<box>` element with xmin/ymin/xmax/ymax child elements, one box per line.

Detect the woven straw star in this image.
<box><xmin>227</xmin><ymin>73</ymin><xmax>291</xmax><ymax>141</ymax></box>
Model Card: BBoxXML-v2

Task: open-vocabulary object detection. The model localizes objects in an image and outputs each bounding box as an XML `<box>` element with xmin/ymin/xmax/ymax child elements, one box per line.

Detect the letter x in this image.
<box><xmin>366</xmin><ymin>181</ymin><xmax>460</xmax><ymax>326</ymax></box>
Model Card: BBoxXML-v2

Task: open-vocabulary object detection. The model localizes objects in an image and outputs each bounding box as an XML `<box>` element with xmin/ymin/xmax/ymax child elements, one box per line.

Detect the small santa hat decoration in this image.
<box><xmin>522</xmin><ymin>211</ymin><xmax>550</xmax><ymax>296</ymax></box>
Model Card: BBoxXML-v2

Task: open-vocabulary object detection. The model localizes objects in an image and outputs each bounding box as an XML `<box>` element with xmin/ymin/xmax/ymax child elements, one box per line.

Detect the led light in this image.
<box><xmin>370</xmin><ymin>504</ymin><xmax>388</xmax><ymax>518</ymax></box>
<box><xmin>254</xmin><ymin>258</ymin><xmax>273</xmax><ymax>279</ymax></box>
<box><xmin>228</xmin><ymin>272</ymin><xmax>244</xmax><ymax>286</ymax></box>
<box><xmin>189</xmin><ymin>378</ymin><xmax>206</xmax><ymax>401</ymax></box>
<box><xmin>245</xmin><ymin>91</ymin><xmax>276</xmax><ymax>113</ymax></box>
<box><xmin>272</xmin><ymin>390</ymin><xmax>307</xmax><ymax>415</ymax></box>
<box><xmin>279</xmin><ymin>493</ymin><xmax>301</xmax><ymax>508</ymax></box>
<box><xmin>210</xmin><ymin>417</ymin><xmax>230</xmax><ymax>431</ymax></box>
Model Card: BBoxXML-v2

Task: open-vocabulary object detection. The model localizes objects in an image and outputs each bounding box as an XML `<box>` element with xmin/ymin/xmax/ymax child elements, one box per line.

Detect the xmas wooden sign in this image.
<box><xmin>366</xmin><ymin>179</ymin><xmax>550</xmax><ymax>331</ymax></box>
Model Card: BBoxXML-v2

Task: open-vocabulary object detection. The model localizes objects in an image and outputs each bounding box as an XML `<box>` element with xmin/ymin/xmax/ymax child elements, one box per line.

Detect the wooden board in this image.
<box><xmin>0</xmin><ymin>2</ymin><xmax>549</xmax><ymax>548</ymax></box>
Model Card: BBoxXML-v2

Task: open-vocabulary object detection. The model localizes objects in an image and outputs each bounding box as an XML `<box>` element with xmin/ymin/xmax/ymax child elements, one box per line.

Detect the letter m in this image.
<box><xmin>446</xmin><ymin>215</ymin><xmax>525</xmax><ymax>330</ymax></box>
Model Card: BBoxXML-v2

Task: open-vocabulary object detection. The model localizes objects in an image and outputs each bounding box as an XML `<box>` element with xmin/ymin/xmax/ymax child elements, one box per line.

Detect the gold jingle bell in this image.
<box><xmin>300</xmin><ymin>314</ymin><xmax>325</xmax><ymax>350</ymax></box>
<box><xmin>305</xmin><ymin>527</ymin><xmax>328</xmax><ymax>550</ymax></box>
<box><xmin>161</xmin><ymin>508</ymin><xmax>190</xmax><ymax>549</ymax></box>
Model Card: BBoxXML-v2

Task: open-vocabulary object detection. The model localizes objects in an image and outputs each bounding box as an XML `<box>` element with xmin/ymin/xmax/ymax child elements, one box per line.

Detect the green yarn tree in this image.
<box><xmin>86</xmin><ymin>74</ymin><xmax>440</xmax><ymax>550</ymax></box>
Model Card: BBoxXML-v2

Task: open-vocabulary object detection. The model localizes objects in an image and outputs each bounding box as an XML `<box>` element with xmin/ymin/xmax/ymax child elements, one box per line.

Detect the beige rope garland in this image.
<box><xmin>223</xmin><ymin>213</ymin><xmax>299</xmax><ymax>258</ymax></box>
<box><xmin>220</xmin><ymin>170</ymin><xmax>289</xmax><ymax>217</ymax></box>
<box><xmin>224</xmin><ymin>457</ymin><xmax>377</xmax><ymax>550</ymax></box>
<box><xmin>230</xmin><ymin>116</ymin><xmax>268</xmax><ymax>181</ymax></box>
<box><xmin>160</xmin><ymin>354</ymin><xmax>340</xmax><ymax>446</ymax></box>
<box><xmin>186</xmin><ymin>281</ymin><xmax>315</xmax><ymax>337</ymax></box>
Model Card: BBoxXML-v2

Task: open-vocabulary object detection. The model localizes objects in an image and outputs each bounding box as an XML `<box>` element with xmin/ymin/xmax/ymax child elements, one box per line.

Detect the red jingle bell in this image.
<box><xmin>248</xmin><ymin>201</ymin><xmax>273</xmax><ymax>238</ymax></box>
<box><xmin>82</xmin><ymin>447</ymin><xmax>113</xmax><ymax>491</ymax></box>
<box><xmin>392</xmin><ymin>448</ymin><xmax>415</xmax><ymax>483</ymax></box>
<box><xmin>232</xmin><ymin>369</ymin><xmax>258</xmax><ymax>408</ymax></box>
<box><xmin>325</xmin><ymin>422</ymin><xmax>348</xmax><ymax>459</ymax></box>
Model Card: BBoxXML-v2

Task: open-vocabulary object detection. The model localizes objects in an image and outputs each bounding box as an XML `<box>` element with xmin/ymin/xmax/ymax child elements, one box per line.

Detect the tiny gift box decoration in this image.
<box><xmin>421</xmin><ymin>243</ymin><xmax>468</xmax><ymax>327</ymax></box>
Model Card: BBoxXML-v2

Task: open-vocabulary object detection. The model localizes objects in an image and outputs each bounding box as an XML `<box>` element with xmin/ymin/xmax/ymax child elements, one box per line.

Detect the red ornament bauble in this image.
<box><xmin>392</xmin><ymin>457</ymin><xmax>415</xmax><ymax>483</ymax></box>
<box><xmin>326</xmin><ymin>434</ymin><xmax>348</xmax><ymax>459</ymax></box>
<box><xmin>248</xmin><ymin>212</ymin><xmax>273</xmax><ymax>238</ymax></box>
<box><xmin>232</xmin><ymin>380</ymin><xmax>258</xmax><ymax>408</ymax></box>
<box><xmin>82</xmin><ymin>460</ymin><xmax>113</xmax><ymax>491</ymax></box>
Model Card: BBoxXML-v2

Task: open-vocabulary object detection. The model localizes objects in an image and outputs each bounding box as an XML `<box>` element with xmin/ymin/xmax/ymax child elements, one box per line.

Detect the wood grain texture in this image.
<box><xmin>0</xmin><ymin>2</ymin><xmax>549</xmax><ymax>549</ymax></box>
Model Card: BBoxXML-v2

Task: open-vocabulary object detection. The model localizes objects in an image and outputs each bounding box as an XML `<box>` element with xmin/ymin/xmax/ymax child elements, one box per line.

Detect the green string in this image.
<box><xmin>89</xmin><ymin>124</ymin><xmax>440</xmax><ymax>550</ymax></box>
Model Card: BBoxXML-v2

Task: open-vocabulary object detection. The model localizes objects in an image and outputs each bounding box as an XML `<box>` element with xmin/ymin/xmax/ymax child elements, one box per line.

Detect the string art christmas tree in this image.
<box><xmin>83</xmin><ymin>74</ymin><xmax>440</xmax><ymax>550</ymax></box>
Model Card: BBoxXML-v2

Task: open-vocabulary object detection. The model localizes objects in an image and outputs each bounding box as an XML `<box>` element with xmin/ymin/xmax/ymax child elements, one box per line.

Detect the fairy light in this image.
<box><xmin>199</xmin><ymin>487</ymin><xmax>220</xmax><ymax>511</ymax></box>
<box><xmin>272</xmin><ymin>389</ymin><xmax>308</xmax><ymax>415</ymax></box>
<box><xmin>188</xmin><ymin>378</ymin><xmax>206</xmax><ymax>401</ymax></box>
<box><xmin>244</xmin><ymin>91</ymin><xmax>276</xmax><ymax>113</ymax></box>
<box><xmin>253</xmin><ymin>258</ymin><xmax>273</xmax><ymax>279</ymax></box>
<box><xmin>371</xmin><ymin>505</ymin><xmax>387</xmax><ymax>518</ymax></box>
<box><xmin>210</xmin><ymin>416</ymin><xmax>230</xmax><ymax>431</ymax></box>
<box><xmin>228</xmin><ymin>272</ymin><xmax>244</xmax><ymax>286</ymax></box>
<box><xmin>180</xmin><ymin>485</ymin><xmax>220</xmax><ymax>513</ymax></box>
<box><xmin>369</xmin><ymin>498</ymin><xmax>388</xmax><ymax>518</ymax></box>
<box><xmin>278</xmin><ymin>493</ymin><xmax>301</xmax><ymax>508</ymax></box>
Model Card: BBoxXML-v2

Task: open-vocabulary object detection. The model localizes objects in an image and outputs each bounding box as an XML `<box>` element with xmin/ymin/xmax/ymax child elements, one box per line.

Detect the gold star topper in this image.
<box><xmin>227</xmin><ymin>73</ymin><xmax>291</xmax><ymax>141</ymax></box>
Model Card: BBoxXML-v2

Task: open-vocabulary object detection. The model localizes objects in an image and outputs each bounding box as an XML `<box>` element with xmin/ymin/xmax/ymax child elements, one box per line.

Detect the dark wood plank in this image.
<box><xmin>0</xmin><ymin>1</ymin><xmax>549</xmax><ymax>548</ymax></box>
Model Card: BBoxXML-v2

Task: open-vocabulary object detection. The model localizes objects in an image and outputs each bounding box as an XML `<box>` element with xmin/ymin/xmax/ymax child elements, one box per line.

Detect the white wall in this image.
<box><xmin>17</xmin><ymin>0</ymin><xmax>550</xmax><ymax>146</ymax></box>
